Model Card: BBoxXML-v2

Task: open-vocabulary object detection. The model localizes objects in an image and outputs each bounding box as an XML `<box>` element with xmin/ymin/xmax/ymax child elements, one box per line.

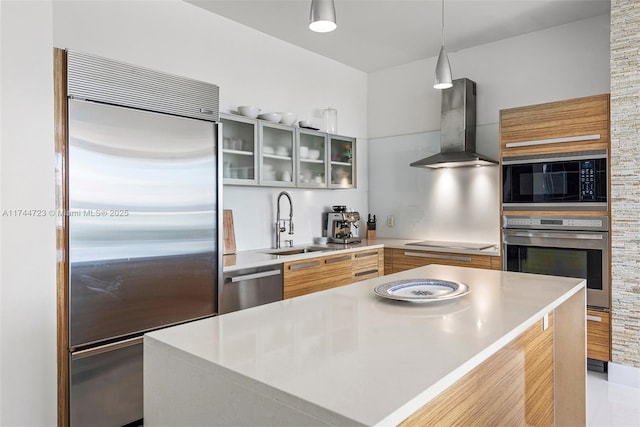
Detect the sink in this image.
<box><xmin>263</xmin><ymin>246</ymin><xmax>329</xmax><ymax>256</ymax></box>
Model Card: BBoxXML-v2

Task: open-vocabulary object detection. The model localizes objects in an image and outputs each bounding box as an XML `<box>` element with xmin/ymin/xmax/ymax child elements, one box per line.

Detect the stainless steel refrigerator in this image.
<box><xmin>65</xmin><ymin>51</ymin><xmax>221</xmax><ymax>426</ymax></box>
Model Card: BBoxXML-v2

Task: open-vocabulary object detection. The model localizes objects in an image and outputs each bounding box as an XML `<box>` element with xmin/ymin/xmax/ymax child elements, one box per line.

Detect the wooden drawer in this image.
<box><xmin>283</xmin><ymin>253</ymin><xmax>351</xmax><ymax>299</ymax></box>
<box><xmin>391</xmin><ymin>248</ymin><xmax>492</xmax><ymax>273</ymax></box>
<box><xmin>586</xmin><ymin>309</ymin><xmax>610</xmax><ymax>362</ymax></box>
<box><xmin>500</xmin><ymin>94</ymin><xmax>609</xmax><ymax>157</ymax></box>
<box><xmin>352</xmin><ymin>249</ymin><xmax>383</xmax><ymax>282</ymax></box>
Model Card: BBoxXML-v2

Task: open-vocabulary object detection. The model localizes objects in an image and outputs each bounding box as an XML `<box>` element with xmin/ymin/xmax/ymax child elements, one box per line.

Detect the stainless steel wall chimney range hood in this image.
<box><xmin>410</xmin><ymin>78</ymin><xmax>497</xmax><ymax>168</ymax></box>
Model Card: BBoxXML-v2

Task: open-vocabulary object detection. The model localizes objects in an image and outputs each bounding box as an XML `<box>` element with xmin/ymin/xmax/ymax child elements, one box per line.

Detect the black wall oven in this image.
<box><xmin>502</xmin><ymin>150</ymin><xmax>607</xmax><ymax>211</ymax></box>
<box><xmin>502</xmin><ymin>215</ymin><xmax>609</xmax><ymax>309</ymax></box>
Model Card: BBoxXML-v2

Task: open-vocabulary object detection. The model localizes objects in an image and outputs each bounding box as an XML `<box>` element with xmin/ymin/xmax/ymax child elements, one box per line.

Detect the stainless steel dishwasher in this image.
<box><xmin>221</xmin><ymin>265</ymin><xmax>283</xmax><ymax>314</ymax></box>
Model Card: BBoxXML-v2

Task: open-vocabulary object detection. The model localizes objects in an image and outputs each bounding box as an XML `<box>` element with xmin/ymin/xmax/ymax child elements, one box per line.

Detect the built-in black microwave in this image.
<box><xmin>502</xmin><ymin>150</ymin><xmax>607</xmax><ymax>211</ymax></box>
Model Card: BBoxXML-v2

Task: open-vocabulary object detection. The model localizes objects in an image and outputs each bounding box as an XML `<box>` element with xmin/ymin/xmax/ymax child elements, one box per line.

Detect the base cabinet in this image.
<box><xmin>587</xmin><ymin>308</ymin><xmax>611</xmax><ymax>362</ymax></box>
<box><xmin>283</xmin><ymin>253</ymin><xmax>351</xmax><ymax>299</ymax></box>
<box><xmin>351</xmin><ymin>249</ymin><xmax>384</xmax><ymax>282</ymax></box>
<box><xmin>386</xmin><ymin>248</ymin><xmax>496</xmax><ymax>274</ymax></box>
<box><xmin>283</xmin><ymin>248</ymin><xmax>384</xmax><ymax>299</ymax></box>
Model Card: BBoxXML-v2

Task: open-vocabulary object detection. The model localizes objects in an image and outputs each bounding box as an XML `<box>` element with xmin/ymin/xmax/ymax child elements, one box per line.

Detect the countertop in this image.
<box><xmin>145</xmin><ymin>265</ymin><xmax>584</xmax><ymax>426</ymax></box>
<box><xmin>223</xmin><ymin>238</ymin><xmax>499</xmax><ymax>272</ymax></box>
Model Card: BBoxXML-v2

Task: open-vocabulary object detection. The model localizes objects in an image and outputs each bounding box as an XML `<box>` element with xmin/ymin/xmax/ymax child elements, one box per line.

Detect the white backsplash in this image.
<box><xmin>223</xmin><ymin>187</ymin><xmax>368</xmax><ymax>251</ymax></box>
<box><xmin>368</xmin><ymin>125</ymin><xmax>500</xmax><ymax>245</ymax></box>
<box><xmin>224</xmin><ymin>139</ymin><xmax>369</xmax><ymax>251</ymax></box>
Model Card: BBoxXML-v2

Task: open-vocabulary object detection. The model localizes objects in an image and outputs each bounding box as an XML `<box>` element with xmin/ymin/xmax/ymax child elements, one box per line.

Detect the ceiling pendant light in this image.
<box><xmin>309</xmin><ymin>0</ymin><xmax>337</xmax><ymax>33</ymax></box>
<box><xmin>434</xmin><ymin>0</ymin><xmax>452</xmax><ymax>89</ymax></box>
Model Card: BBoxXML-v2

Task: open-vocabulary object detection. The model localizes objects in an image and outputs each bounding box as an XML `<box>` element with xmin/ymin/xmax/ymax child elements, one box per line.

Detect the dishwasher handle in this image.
<box><xmin>229</xmin><ymin>269</ymin><xmax>281</xmax><ymax>283</ymax></box>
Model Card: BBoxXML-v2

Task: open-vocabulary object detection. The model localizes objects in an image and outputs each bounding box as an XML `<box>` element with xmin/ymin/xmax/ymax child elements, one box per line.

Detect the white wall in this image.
<box><xmin>368</xmin><ymin>14</ymin><xmax>611</xmax><ymax>138</ymax></box>
<box><xmin>0</xmin><ymin>1</ymin><xmax>57</xmax><ymax>426</ymax></box>
<box><xmin>369</xmin><ymin>126</ymin><xmax>500</xmax><ymax>242</ymax></box>
<box><xmin>53</xmin><ymin>0</ymin><xmax>369</xmax><ymax>251</ymax></box>
<box><xmin>368</xmin><ymin>14</ymin><xmax>610</xmax><ymax>242</ymax></box>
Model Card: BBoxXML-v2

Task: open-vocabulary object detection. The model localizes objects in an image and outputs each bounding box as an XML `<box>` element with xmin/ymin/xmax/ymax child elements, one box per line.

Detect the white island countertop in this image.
<box><xmin>145</xmin><ymin>265</ymin><xmax>585</xmax><ymax>426</ymax></box>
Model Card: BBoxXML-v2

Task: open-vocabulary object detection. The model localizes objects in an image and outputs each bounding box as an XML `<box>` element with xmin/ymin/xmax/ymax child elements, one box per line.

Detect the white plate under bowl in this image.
<box><xmin>374</xmin><ymin>279</ymin><xmax>470</xmax><ymax>303</ymax></box>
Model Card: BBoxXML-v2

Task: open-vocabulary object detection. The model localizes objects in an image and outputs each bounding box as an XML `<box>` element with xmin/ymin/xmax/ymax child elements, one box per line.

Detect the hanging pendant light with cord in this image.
<box><xmin>434</xmin><ymin>0</ymin><xmax>452</xmax><ymax>89</ymax></box>
<box><xmin>309</xmin><ymin>0</ymin><xmax>337</xmax><ymax>33</ymax></box>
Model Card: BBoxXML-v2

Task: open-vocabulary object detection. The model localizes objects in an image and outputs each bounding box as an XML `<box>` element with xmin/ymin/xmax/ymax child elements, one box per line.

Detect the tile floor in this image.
<box><xmin>587</xmin><ymin>371</ymin><xmax>640</xmax><ymax>426</ymax></box>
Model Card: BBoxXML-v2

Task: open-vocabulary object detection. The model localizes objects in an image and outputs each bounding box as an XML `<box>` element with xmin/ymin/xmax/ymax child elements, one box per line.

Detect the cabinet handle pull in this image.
<box><xmin>325</xmin><ymin>255</ymin><xmax>351</xmax><ymax>264</ymax></box>
<box><xmin>289</xmin><ymin>261</ymin><xmax>321</xmax><ymax>271</ymax></box>
<box><xmin>71</xmin><ymin>336</ymin><xmax>143</xmax><ymax>360</ymax></box>
<box><xmin>505</xmin><ymin>134</ymin><xmax>600</xmax><ymax>148</ymax></box>
<box><xmin>586</xmin><ymin>314</ymin><xmax>602</xmax><ymax>322</ymax></box>
<box><xmin>355</xmin><ymin>251</ymin><xmax>377</xmax><ymax>258</ymax></box>
<box><xmin>403</xmin><ymin>252</ymin><xmax>472</xmax><ymax>262</ymax></box>
<box><xmin>230</xmin><ymin>269</ymin><xmax>281</xmax><ymax>283</ymax></box>
<box><xmin>505</xmin><ymin>231</ymin><xmax>603</xmax><ymax>240</ymax></box>
<box><xmin>355</xmin><ymin>269</ymin><xmax>378</xmax><ymax>277</ymax></box>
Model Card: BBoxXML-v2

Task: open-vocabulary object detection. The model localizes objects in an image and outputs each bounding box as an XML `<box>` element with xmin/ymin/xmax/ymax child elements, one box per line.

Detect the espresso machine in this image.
<box><xmin>324</xmin><ymin>206</ymin><xmax>361</xmax><ymax>244</ymax></box>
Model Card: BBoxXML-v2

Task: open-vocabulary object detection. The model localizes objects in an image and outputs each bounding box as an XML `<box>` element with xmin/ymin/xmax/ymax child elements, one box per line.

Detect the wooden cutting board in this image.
<box><xmin>223</xmin><ymin>210</ymin><xmax>236</xmax><ymax>254</ymax></box>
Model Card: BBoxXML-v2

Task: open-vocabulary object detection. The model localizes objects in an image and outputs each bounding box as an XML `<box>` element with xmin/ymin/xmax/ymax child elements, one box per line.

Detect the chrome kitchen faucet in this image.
<box><xmin>275</xmin><ymin>191</ymin><xmax>294</xmax><ymax>248</ymax></box>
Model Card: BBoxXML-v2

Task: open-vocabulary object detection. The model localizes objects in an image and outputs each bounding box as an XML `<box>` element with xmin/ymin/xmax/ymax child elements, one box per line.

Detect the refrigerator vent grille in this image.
<box><xmin>67</xmin><ymin>50</ymin><xmax>219</xmax><ymax>122</ymax></box>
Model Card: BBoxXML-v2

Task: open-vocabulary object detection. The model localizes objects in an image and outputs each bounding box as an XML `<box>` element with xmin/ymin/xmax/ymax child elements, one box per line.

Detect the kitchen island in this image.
<box><xmin>144</xmin><ymin>265</ymin><xmax>585</xmax><ymax>426</ymax></box>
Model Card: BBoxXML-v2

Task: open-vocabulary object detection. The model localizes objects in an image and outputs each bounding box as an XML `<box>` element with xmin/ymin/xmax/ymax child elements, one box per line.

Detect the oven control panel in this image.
<box><xmin>503</xmin><ymin>215</ymin><xmax>609</xmax><ymax>231</ymax></box>
<box><xmin>580</xmin><ymin>160</ymin><xmax>596</xmax><ymax>200</ymax></box>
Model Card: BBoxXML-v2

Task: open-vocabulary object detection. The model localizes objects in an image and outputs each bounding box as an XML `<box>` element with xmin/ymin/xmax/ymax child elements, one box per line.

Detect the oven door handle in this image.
<box><xmin>504</xmin><ymin>231</ymin><xmax>604</xmax><ymax>240</ymax></box>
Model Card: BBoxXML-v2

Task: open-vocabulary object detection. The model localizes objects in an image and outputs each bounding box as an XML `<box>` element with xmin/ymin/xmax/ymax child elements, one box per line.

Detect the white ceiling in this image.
<box><xmin>186</xmin><ymin>0</ymin><xmax>610</xmax><ymax>73</ymax></box>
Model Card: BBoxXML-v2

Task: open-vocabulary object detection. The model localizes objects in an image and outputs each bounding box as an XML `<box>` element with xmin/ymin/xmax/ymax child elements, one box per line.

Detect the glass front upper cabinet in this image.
<box><xmin>329</xmin><ymin>135</ymin><xmax>356</xmax><ymax>188</ymax></box>
<box><xmin>297</xmin><ymin>128</ymin><xmax>328</xmax><ymax>188</ymax></box>
<box><xmin>259</xmin><ymin>122</ymin><xmax>295</xmax><ymax>187</ymax></box>
<box><xmin>221</xmin><ymin>114</ymin><xmax>258</xmax><ymax>185</ymax></box>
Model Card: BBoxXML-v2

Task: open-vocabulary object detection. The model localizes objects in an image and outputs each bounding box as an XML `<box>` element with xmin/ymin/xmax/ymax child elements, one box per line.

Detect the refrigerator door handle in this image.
<box><xmin>71</xmin><ymin>336</ymin><xmax>144</xmax><ymax>360</ymax></box>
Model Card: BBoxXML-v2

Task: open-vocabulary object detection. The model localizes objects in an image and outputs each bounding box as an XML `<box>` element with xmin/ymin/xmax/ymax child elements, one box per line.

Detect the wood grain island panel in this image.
<box><xmin>400</xmin><ymin>316</ymin><xmax>554</xmax><ymax>427</ymax></box>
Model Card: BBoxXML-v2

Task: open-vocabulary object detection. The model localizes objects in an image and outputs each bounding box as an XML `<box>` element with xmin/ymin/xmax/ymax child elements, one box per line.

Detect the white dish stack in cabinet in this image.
<box><xmin>297</xmin><ymin>128</ymin><xmax>328</xmax><ymax>188</ymax></box>
<box><xmin>221</xmin><ymin>113</ymin><xmax>356</xmax><ymax>189</ymax></box>
<box><xmin>220</xmin><ymin>113</ymin><xmax>259</xmax><ymax>185</ymax></box>
<box><xmin>258</xmin><ymin>121</ymin><xmax>296</xmax><ymax>187</ymax></box>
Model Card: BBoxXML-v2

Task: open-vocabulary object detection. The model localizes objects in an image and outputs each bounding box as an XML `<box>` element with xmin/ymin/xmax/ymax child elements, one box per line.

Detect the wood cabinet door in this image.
<box><xmin>586</xmin><ymin>309</ymin><xmax>610</xmax><ymax>362</ymax></box>
<box><xmin>352</xmin><ymin>249</ymin><xmax>382</xmax><ymax>282</ymax></box>
<box><xmin>383</xmin><ymin>248</ymin><xmax>394</xmax><ymax>274</ymax></box>
<box><xmin>500</xmin><ymin>94</ymin><xmax>610</xmax><ymax>157</ymax></box>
